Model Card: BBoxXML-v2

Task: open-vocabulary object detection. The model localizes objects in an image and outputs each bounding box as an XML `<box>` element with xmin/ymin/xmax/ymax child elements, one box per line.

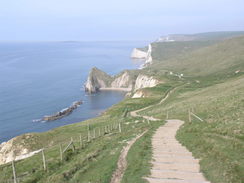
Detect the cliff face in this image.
<box><xmin>85</xmin><ymin>68</ymin><xmax>159</xmax><ymax>95</ymax></box>
<box><xmin>132</xmin><ymin>90</ymin><xmax>145</xmax><ymax>98</ymax></box>
<box><xmin>85</xmin><ymin>67</ymin><xmax>113</xmax><ymax>93</ymax></box>
<box><xmin>131</xmin><ymin>44</ymin><xmax>153</xmax><ymax>68</ymax></box>
<box><xmin>85</xmin><ymin>68</ymin><xmax>137</xmax><ymax>93</ymax></box>
<box><xmin>134</xmin><ymin>74</ymin><xmax>159</xmax><ymax>91</ymax></box>
<box><xmin>111</xmin><ymin>71</ymin><xmax>134</xmax><ymax>89</ymax></box>
<box><xmin>130</xmin><ymin>48</ymin><xmax>147</xmax><ymax>59</ymax></box>
<box><xmin>0</xmin><ymin>134</ymin><xmax>40</xmax><ymax>165</ymax></box>
<box><xmin>143</xmin><ymin>44</ymin><xmax>153</xmax><ymax>66</ymax></box>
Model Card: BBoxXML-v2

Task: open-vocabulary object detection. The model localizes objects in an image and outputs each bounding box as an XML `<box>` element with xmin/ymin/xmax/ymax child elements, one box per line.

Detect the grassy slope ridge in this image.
<box><xmin>150</xmin><ymin>36</ymin><xmax>244</xmax><ymax>76</ymax></box>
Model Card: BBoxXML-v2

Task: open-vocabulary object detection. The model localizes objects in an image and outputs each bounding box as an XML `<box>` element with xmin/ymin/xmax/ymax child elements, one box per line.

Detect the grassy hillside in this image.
<box><xmin>139</xmin><ymin>75</ymin><xmax>244</xmax><ymax>183</ymax></box>
<box><xmin>151</xmin><ymin>41</ymin><xmax>216</xmax><ymax>62</ymax></box>
<box><xmin>149</xmin><ymin>36</ymin><xmax>244</xmax><ymax>77</ymax></box>
<box><xmin>158</xmin><ymin>31</ymin><xmax>244</xmax><ymax>42</ymax></box>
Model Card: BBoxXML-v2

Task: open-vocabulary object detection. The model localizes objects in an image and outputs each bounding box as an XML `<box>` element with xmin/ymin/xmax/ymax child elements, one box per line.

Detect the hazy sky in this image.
<box><xmin>0</xmin><ymin>0</ymin><xmax>243</xmax><ymax>41</ymax></box>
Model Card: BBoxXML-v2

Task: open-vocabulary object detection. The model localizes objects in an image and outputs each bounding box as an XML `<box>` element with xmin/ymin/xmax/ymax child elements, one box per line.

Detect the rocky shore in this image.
<box><xmin>42</xmin><ymin>100</ymin><xmax>82</xmax><ymax>121</ymax></box>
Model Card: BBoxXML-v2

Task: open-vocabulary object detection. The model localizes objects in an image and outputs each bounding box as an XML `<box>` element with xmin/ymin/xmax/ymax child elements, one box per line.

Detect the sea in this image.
<box><xmin>0</xmin><ymin>41</ymin><xmax>146</xmax><ymax>143</ymax></box>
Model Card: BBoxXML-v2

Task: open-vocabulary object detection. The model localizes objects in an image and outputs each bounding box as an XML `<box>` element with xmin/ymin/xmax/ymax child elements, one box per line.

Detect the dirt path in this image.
<box><xmin>145</xmin><ymin>120</ymin><xmax>210</xmax><ymax>183</ymax></box>
<box><xmin>110</xmin><ymin>131</ymin><xmax>147</xmax><ymax>183</ymax></box>
<box><xmin>130</xmin><ymin>86</ymin><xmax>177</xmax><ymax>121</ymax></box>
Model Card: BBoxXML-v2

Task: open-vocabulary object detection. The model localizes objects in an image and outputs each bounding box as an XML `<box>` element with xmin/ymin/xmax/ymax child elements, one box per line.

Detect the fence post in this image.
<box><xmin>93</xmin><ymin>128</ymin><xmax>96</xmax><ymax>139</ymax></box>
<box><xmin>80</xmin><ymin>134</ymin><xmax>82</xmax><ymax>148</ymax></box>
<box><xmin>119</xmin><ymin>123</ymin><xmax>122</xmax><ymax>133</ymax></box>
<box><xmin>71</xmin><ymin>137</ymin><xmax>75</xmax><ymax>152</ymax></box>
<box><xmin>166</xmin><ymin>110</ymin><xmax>169</xmax><ymax>119</ymax></box>
<box><xmin>98</xmin><ymin>127</ymin><xmax>101</xmax><ymax>137</ymax></box>
<box><xmin>88</xmin><ymin>124</ymin><xmax>91</xmax><ymax>142</ymax></box>
<box><xmin>41</xmin><ymin>149</ymin><xmax>47</xmax><ymax>171</ymax></box>
<box><xmin>188</xmin><ymin>109</ymin><xmax>192</xmax><ymax>122</ymax></box>
<box><xmin>59</xmin><ymin>144</ymin><xmax>63</xmax><ymax>162</ymax></box>
<box><xmin>88</xmin><ymin>126</ymin><xmax>91</xmax><ymax>142</ymax></box>
<box><xmin>12</xmin><ymin>160</ymin><xmax>18</xmax><ymax>183</ymax></box>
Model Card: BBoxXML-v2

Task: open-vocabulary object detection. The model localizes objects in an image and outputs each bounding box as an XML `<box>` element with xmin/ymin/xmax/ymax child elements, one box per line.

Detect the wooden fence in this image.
<box><xmin>3</xmin><ymin>122</ymin><xmax>122</xmax><ymax>183</ymax></box>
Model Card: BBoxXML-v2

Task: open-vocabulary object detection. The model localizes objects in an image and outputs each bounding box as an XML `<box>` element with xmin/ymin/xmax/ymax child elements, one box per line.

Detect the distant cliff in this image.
<box><xmin>84</xmin><ymin>67</ymin><xmax>159</xmax><ymax>94</ymax></box>
<box><xmin>131</xmin><ymin>44</ymin><xmax>153</xmax><ymax>68</ymax></box>
<box><xmin>131</xmin><ymin>48</ymin><xmax>147</xmax><ymax>59</ymax></box>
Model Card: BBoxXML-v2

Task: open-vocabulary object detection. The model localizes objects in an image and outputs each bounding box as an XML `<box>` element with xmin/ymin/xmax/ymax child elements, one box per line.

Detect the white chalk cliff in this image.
<box><xmin>85</xmin><ymin>68</ymin><xmax>159</xmax><ymax>95</ymax></box>
<box><xmin>132</xmin><ymin>90</ymin><xmax>145</xmax><ymax>98</ymax></box>
<box><xmin>131</xmin><ymin>44</ymin><xmax>153</xmax><ymax>68</ymax></box>
<box><xmin>131</xmin><ymin>48</ymin><xmax>147</xmax><ymax>59</ymax></box>
<box><xmin>0</xmin><ymin>134</ymin><xmax>41</xmax><ymax>165</ymax></box>
<box><xmin>144</xmin><ymin>44</ymin><xmax>153</xmax><ymax>66</ymax></box>
<box><xmin>111</xmin><ymin>71</ymin><xmax>134</xmax><ymax>89</ymax></box>
<box><xmin>132</xmin><ymin>74</ymin><xmax>160</xmax><ymax>98</ymax></box>
<box><xmin>85</xmin><ymin>68</ymin><xmax>136</xmax><ymax>93</ymax></box>
<box><xmin>134</xmin><ymin>74</ymin><xmax>159</xmax><ymax>91</ymax></box>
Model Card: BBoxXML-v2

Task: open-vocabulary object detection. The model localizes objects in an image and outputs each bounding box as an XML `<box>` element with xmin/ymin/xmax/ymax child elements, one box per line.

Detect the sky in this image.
<box><xmin>0</xmin><ymin>0</ymin><xmax>243</xmax><ymax>41</ymax></box>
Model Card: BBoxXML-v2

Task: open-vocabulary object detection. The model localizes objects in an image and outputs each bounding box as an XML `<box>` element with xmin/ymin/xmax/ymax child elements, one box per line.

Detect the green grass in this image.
<box><xmin>149</xmin><ymin>36</ymin><xmax>244</xmax><ymax>77</ymax></box>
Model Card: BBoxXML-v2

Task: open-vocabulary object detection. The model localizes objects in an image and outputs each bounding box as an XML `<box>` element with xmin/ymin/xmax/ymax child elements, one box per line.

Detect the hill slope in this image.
<box><xmin>149</xmin><ymin>36</ymin><xmax>244</xmax><ymax>77</ymax></box>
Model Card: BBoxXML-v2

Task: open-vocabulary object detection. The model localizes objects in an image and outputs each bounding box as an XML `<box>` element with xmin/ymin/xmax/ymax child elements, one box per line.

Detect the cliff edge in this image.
<box><xmin>131</xmin><ymin>44</ymin><xmax>153</xmax><ymax>68</ymax></box>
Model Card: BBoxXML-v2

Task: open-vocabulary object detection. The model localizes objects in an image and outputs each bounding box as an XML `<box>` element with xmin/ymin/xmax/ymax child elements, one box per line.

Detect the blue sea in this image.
<box><xmin>0</xmin><ymin>41</ymin><xmax>146</xmax><ymax>143</ymax></box>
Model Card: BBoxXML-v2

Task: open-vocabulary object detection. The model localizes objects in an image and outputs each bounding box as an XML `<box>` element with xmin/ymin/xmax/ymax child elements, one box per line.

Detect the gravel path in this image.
<box><xmin>145</xmin><ymin>120</ymin><xmax>210</xmax><ymax>183</ymax></box>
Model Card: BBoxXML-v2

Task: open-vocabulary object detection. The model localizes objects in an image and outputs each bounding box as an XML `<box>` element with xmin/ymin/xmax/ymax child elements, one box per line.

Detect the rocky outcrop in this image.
<box><xmin>132</xmin><ymin>90</ymin><xmax>146</xmax><ymax>98</ymax></box>
<box><xmin>134</xmin><ymin>74</ymin><xmax>159</xmax><ymax>91</ymax></box>
<box><xmin>111</xmin><ymin>71</ymin><xmax>134</xmax><ymax>89</ymax></box>
<box><xmin>131</xmin><ymin>48</ymin><xmax>147</xmax><ymax>59</ymax></box>
<box><xmin>84</xmin><ymin>68</ymin><xmax>159</xmax><ymax>95</ymax></box>
<box><xmin>0</xmin><ymin>134</ymin><xmax>40</xmax><ymax>165</ymax></box>
<box><xmin>143</xmin><ymin>44</ymin><xmax>153</xmax><ymax>67</ymax></box>
<box><xmin>42</xmin><ymin>101</ymin><xmax>82</xmax><ymax>121</ymax></box>
<box><xmin>85</xmin><ymin>67</ymin><xmax>113</xmax><ymax>93</ymax></box>
<box><xmin>85</xmin><ymin>68</ymin><xmax>137</xmax><ymax>93</ymax></box>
